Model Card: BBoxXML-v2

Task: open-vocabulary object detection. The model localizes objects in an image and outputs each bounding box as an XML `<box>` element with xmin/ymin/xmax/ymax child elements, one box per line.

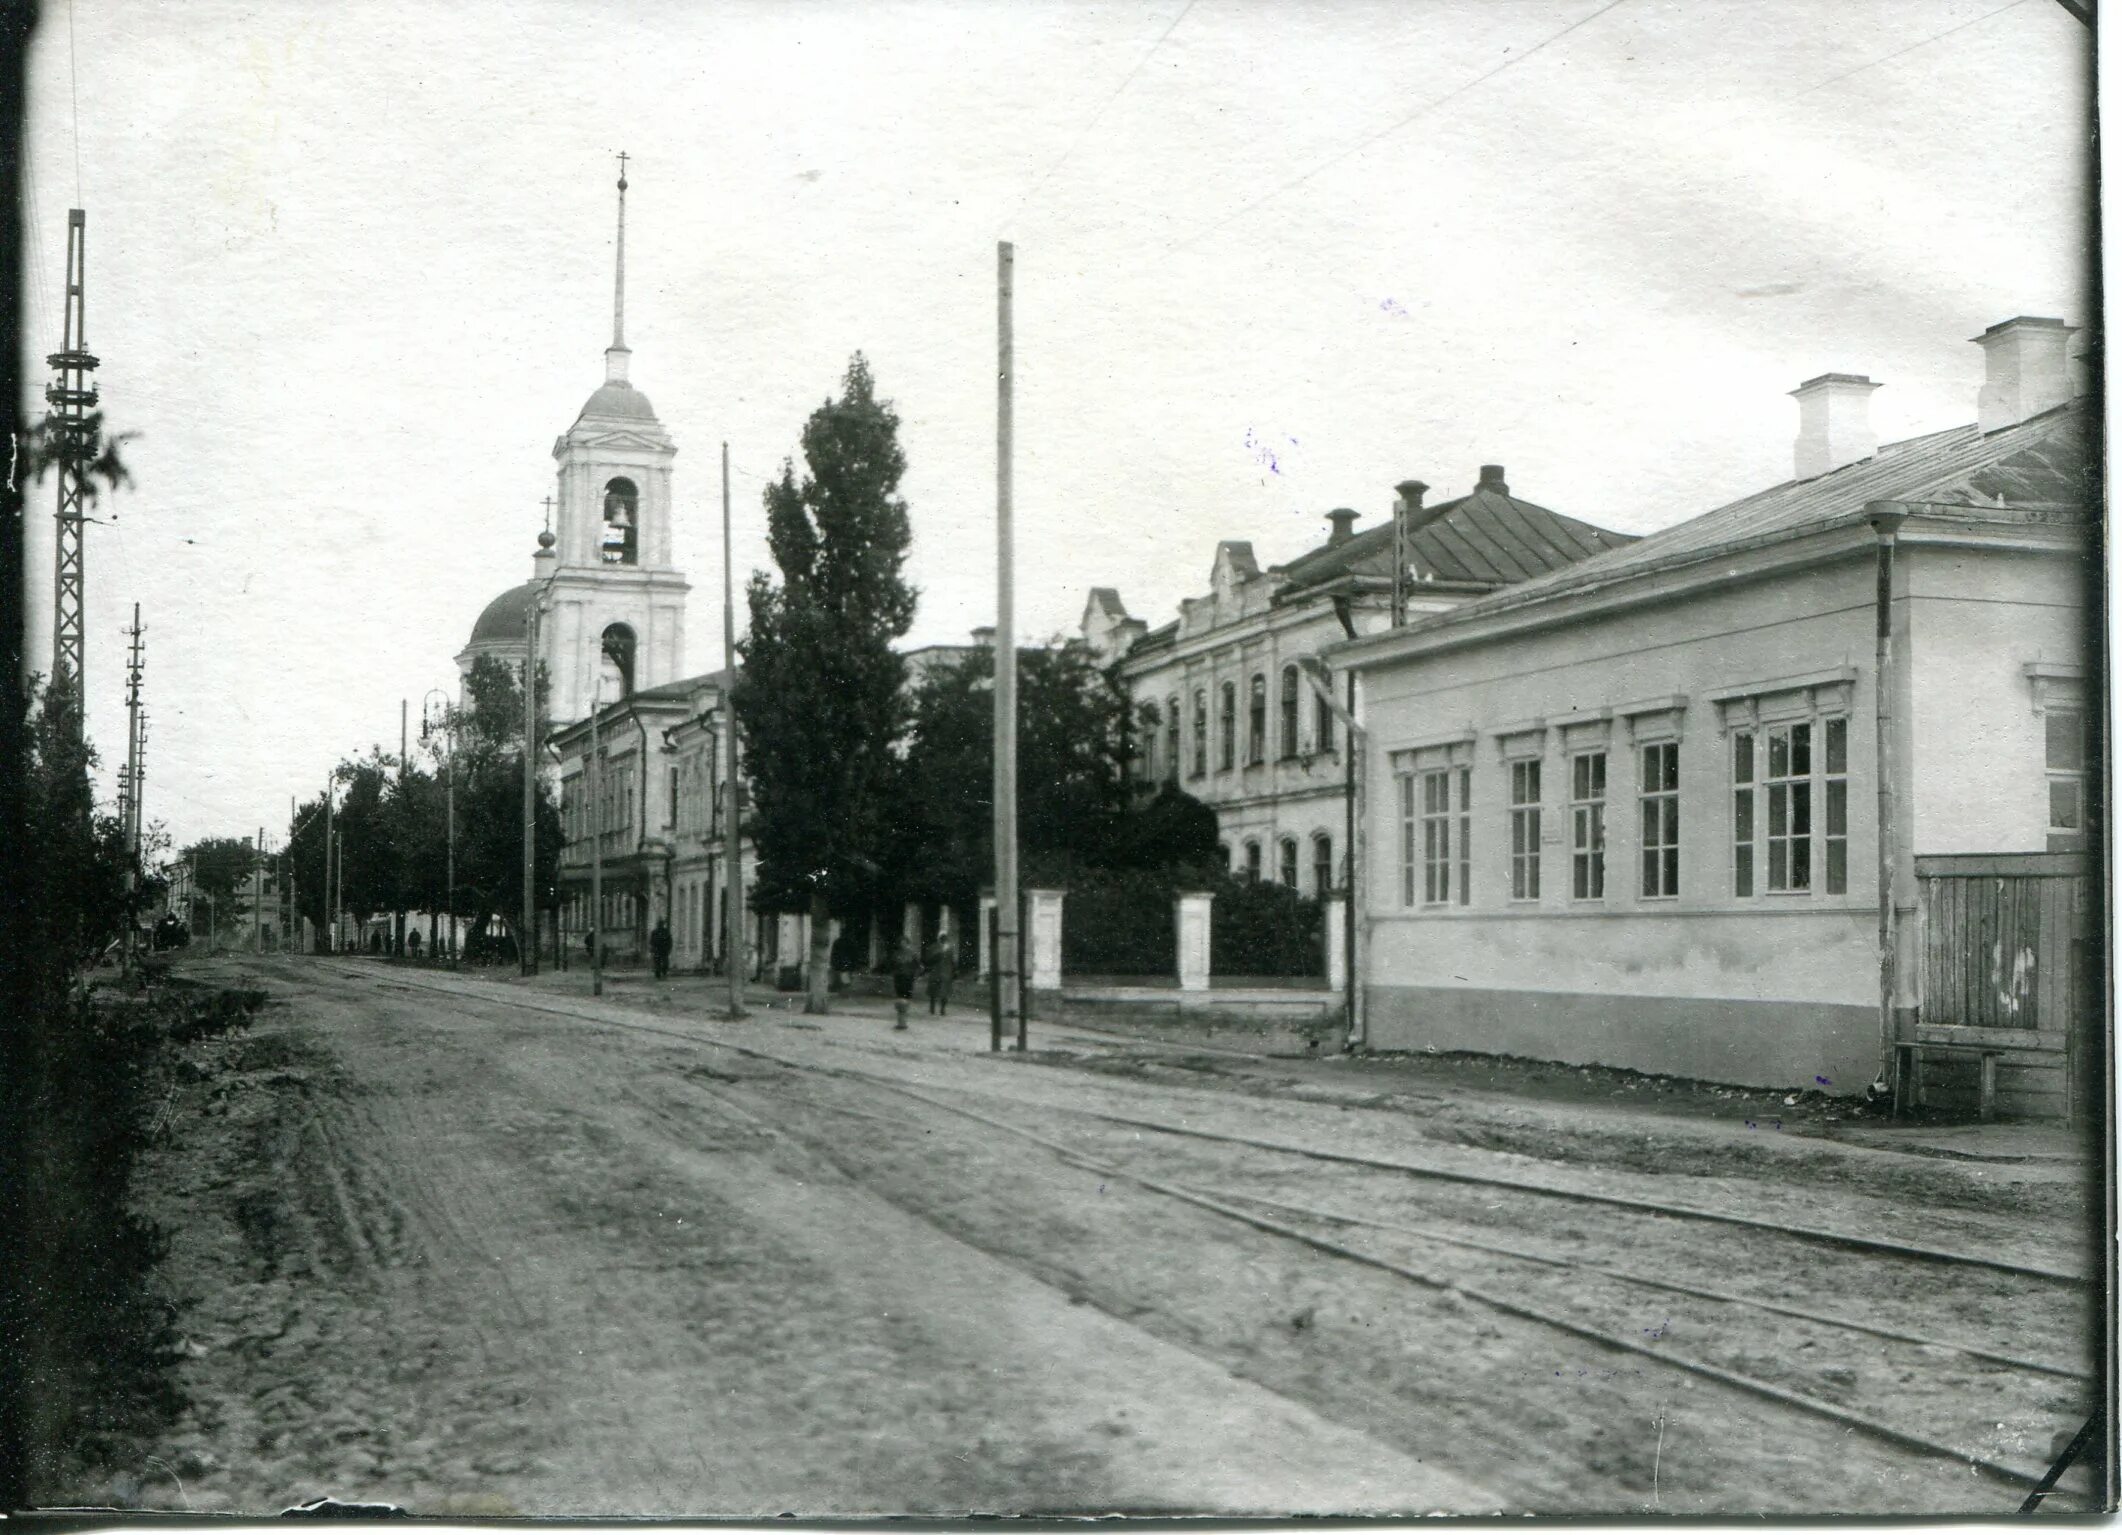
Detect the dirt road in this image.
<box><xmin>91</xmin><ymin>957</ymin><xmax>2096</xmax><ymax>1517</ymax></box>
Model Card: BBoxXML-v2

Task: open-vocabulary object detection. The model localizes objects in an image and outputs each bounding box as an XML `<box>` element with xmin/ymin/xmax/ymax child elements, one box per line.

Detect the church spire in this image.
<box><xmin>606</xmin><ymin>152</ymin><xmax>631</xmax><ymax>384</ymax></box>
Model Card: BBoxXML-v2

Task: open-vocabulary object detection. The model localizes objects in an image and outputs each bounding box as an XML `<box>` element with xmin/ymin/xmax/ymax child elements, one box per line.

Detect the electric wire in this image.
<box><xmin>1168</xmin><ymin>0</ymin><xmax>1628</xmax><ymax>253</ymax></box>
<box><xmin>997</xmin><ymin>0</ymin><xmax>1196</xmax><ymax>241</ymax></box>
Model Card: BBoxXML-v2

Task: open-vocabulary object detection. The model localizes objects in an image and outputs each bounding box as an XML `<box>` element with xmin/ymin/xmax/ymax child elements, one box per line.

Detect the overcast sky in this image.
<box><xmin>20</xmin><ymin>0</ymin><xmax>2092</xmax><ymax>851</ymax></box>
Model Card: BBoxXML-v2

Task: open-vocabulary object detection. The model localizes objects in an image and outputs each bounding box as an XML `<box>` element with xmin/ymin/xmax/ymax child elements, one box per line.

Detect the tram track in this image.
<box><xmin>312</xmin><ymin>962</ymin><xmax>2092</xmax><ymax>1501</ymax></box>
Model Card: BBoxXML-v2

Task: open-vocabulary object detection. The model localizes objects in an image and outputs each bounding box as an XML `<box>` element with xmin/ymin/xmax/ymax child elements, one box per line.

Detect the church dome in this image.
<box><xmin>466</xmin><ymin>579</ymin><xmax>540</xmax><ymax>646</ymax></box>
<box><xmin>576</xmin><ymin>377</ymin><xmax>659</xmax><ymax>425</ymax></box>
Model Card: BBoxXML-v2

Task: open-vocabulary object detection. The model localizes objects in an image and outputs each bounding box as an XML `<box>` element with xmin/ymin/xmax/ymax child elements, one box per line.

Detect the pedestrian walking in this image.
<box><xmin>891</xmin><ymin>937</ymin><xmax>918</xmax><ymax>1030</ymax></box>
<box><xmin>650</xmin><ymin>918</ymin><xmax>673</xmax><ymax>980</ymax></box>
<box><xmin>924</xmin><ymin>929</ymin><xmax>956</xmax><ymax>1016</ymax></box>
<box><xmin>407</xmin><ymin>929</ymin><xmax>422</xmax><ymax>960</ymax></box>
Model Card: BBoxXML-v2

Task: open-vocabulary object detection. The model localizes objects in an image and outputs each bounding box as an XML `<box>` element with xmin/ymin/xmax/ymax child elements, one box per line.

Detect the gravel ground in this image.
<box><xmin>62</xmin><ymin>955</ymin><xmax>2101</xmax><ymax>1517</ymax></box>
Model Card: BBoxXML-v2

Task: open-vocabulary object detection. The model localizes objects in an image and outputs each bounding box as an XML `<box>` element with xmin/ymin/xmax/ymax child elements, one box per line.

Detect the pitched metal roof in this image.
<box><xmin>1278</xmin><ymin>485</ymin><xmax>1635</xmax><ymax>592</ymax></box>
<box><xmin>1412</xmin><ymin>401</ymin><xmax>2090</xmax><ymax>630</ymax></box>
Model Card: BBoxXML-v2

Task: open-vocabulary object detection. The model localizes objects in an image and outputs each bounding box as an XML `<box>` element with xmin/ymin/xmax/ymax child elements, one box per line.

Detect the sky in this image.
<box><xmin>18</xmin><ymin>0</ymin><xmax>2093</xmax><ymax>852</ymax></box>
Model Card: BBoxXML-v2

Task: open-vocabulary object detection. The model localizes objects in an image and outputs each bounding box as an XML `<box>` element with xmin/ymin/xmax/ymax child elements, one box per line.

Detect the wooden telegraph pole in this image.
<box><xmin>721</xmin><ymin>443</ymin><xmax>746</xmax><ymax>1020</ymax></box>
<box><xmin>993</xmin><ymin>241</ymin><xmax>1021</xmax><ymax>1053</ymax></box>
<box><xmin>522</xmin><ymin>584</ymin><xmax>542</xmax><ymax>976</ymax></box>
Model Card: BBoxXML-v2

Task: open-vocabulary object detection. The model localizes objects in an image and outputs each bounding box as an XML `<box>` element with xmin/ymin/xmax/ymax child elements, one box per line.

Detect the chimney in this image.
<box><xmin>1326</xmin><ymin>508</ymin><xmax>1359</xmax><ymax>546</ymax></box>
<box><xmin>1476</xmin><ymin>464</ymin><xmax>1508</xmax><ymax>496</ymax></box>
<box><xmin>1790</xmin><ymin>373</ymin><xmax>1881</xmax><ymax>481</ymax></box>
<box><xmin>1974</xmin><ymin>316</ymin><xmax>2075</xmax><ymax>433</ymax></box>
<box><xmin>971</xmin><ymin>625</ymin><xmax>996</xmax><ymax>648</ymax></box>
<box><xmin>1394</xmin><ymin>479</ymin><xmax>1429</xmax><ymax>515</ymax></box>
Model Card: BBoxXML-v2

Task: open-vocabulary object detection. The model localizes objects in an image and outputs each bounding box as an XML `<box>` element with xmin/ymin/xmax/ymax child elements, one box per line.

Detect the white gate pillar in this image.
<box><xmin>1324</xmin><ymin>894</ymin><xmax>1347</xmax><ymax>993</ymax></box>
<box><xmin>1026</xmin><ymin>888</ymin><xmax>1066</xmax><ymax>995</ymax></box>
<box><xmin>1176</xmin><ymin>891</ymin><xmax>1214</xmax><ymax>994</ymax></box>
<box><xmin>977</xmin><ymin>891</ymin><xmax>996</xmax><ymax>978</ymax></box>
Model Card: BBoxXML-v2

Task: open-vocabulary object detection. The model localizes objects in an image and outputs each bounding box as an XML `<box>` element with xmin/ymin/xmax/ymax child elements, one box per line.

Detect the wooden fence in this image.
<box><xmin>1912</xmin><ymin>852</ymin><xmax>2092</xmax><ymax>1120</ymax></box>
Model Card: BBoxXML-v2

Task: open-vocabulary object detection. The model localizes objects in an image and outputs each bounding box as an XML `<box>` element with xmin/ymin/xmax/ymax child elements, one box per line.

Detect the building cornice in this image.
<box><xmin>1334</xmin><ymin>504</ymin><xmax>2088</xmax><ymax>673</ymax></box>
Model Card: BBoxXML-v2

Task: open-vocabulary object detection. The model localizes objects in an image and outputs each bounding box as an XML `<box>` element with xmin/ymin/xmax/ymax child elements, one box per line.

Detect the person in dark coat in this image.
<box><xmin>924</xmin><ymin>930</ymin><xmax>956</xmax><ymax>1016</ymax></box>
<box><xmin>891</xmin><ymin>938</ymin><xmax>918</xmax><ymax>1030</ymax></box>
<box><xmin>650</xmin><ymin>919</ymin><xmax>673</xmax><ymax>980</ymax></box>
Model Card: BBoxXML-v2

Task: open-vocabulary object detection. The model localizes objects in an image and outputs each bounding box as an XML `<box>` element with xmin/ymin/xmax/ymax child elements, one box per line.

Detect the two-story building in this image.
<box><xmin>550</xmin><ymin>668</ymin><xmax>762</xmax><ymax>973</ymax></box>
<box><xmin>1083</xmin><ymin>472</ymin><xmax>1635</xmax><ymax>894</ymax></box>
<box><xmin>1334</xmin><ymin>316</ymin><xmax>2094</xmax><ymax>1113</ymax></box>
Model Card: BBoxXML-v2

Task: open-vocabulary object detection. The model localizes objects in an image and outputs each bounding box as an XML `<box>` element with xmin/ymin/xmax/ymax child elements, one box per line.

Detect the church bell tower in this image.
<box><xmin>539</xmin><ymin>155</ymin><xmax>689</xmax><ymax>726</ymax></box>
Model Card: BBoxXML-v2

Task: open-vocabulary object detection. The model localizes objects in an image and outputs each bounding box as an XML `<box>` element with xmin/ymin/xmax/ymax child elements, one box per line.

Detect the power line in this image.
<box><xmin>999</xmin><ymin>0</ymin><xmax>1196</xmax><ymax>239</ymax></box>
<box><xmin>1786</xmin><ymin>0</ymin><xmax>2035</xmax><ymax>103</ymax></box>
<box><xmin>1168</xmin><ymin>0</ymin><xmax>1628</xmax><ymax>252</ymax></box>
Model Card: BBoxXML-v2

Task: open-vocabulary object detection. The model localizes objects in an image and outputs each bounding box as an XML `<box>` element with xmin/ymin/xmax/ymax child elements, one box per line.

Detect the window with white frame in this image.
<box><xmin>1509</xmin><ymin>759</ymin><xmax>1542</xmax><ymax>901</ymax></box>
<box><xmin>1765</xmin><ymin>722</ymin><xmax>1812</xmax><ymax>892</ymax></box>
<box><xmin>1570</xmin><ymin>751</ymin><xmax>1607</xmax><ymax>900</ymax></box>
<box><xmin>1219</xmin><ymin>682</ymin><xmax>1236</xmax><ymax>772</ymax></box>
<box><xmin>1248</xmin><ymin>673</ymin><xmax>1268</xmax><ymax>765</ymax></box>
<box><xmin>1243</xmin><ymin>839</ymin><xmax>1261</xmax><ymax>881</ymax></box>
<box><xmin>1278</xmin><ymin>837</ymin><xmax>1299</xmax><ymax>886</ymax></box>
<box><xmin>1718</xmin><ymin>672</ymin><xmax>1853</xmax><ymax>898</ymax></box>
<box><xmin>2047</xmin><ymin>709</ymin><xmax>2086</xmax><ymax>847</ymax></box>
<box><xmin>1313</xmin><ymin>832</ymin><xmax>1333</xmax><ymax>895</ymax></box>
<box><xmin>1192</xmin><ymin>689</ymin><xmax>1208</xmax><ymax>778</ymax></box>
<box><xmin>2029</xmin><ymin>664</ymin><xmax>2088</xmax><ymax>853</ymax></box>
<box><xmin>1822</xmin><ymin>716</ymin><xmax>1848</xmax><ymax>894</ymax></box>
<box><xmin>1639</xmin><ymin>741</ymin><xmax>1679</xmax><ymax>898</ymax></box>
<box><xmin>1420</xmin><ymin>769</ymin><xmax>1453</xmax><ymax>904</ymax></box>
<box><xmin>1397</xmin><ymin>771</ymin><xmax>1417</xmax><ymax>907</ymax></box>
<box><xmin>1165</xmin><ymin>694</ymin><xmax>1181</xmax><ymax>783</ymax></box>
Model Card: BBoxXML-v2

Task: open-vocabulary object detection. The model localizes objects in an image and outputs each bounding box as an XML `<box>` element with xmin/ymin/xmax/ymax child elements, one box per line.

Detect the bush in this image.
<box><xmin>1209</xmin><ymin>876</ymin><xmax>1325</xmax><ymax>978</ymax></box>
<box><xmin>1056</xmin><ymin>866</ymin><xmax>1178</xmax><ymax>977</ymax></box>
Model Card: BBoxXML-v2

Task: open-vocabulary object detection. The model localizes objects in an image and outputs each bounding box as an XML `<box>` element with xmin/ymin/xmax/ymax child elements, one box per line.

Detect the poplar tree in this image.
<box><xmin>734</xmin><ymin>354</ymin><xmax>917</xmax><ymax>1013</ymax></box>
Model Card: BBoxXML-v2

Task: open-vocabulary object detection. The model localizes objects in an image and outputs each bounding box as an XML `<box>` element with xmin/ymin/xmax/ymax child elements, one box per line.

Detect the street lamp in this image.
<box><xmin>421</xmin><ymin>687</ymin><xmax>457</xmax><ymax>968</ymax></box>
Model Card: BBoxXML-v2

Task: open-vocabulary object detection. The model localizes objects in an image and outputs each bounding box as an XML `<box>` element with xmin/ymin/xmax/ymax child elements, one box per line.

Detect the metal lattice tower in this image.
<box><xmin>47</xmin><ymin>208</ymin><xmax>99</xmax><ymax>713</ymax></box>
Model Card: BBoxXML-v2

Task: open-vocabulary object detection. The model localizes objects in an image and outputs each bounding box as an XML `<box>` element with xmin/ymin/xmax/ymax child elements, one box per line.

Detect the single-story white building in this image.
<box><xmin>1333</xmin><ymin>317</ymin><xmax>2093</xmax><ymax>1114</ymax></box>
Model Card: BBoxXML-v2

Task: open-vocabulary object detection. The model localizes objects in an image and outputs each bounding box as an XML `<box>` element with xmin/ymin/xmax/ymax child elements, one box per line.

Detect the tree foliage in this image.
<box><xmin>178</xmin><ymin>835</ymin><xmax>255</xmax><ymax>917</ymax></box>
<box><xmin>732</xmin><ymin>354</ymin><xmax>917</xmax><ymax>1010</ymax></box>
<box><xmin>283</xmin><ymin>657</ymin><xmax>559</xmax><ymax>954</ymax></box>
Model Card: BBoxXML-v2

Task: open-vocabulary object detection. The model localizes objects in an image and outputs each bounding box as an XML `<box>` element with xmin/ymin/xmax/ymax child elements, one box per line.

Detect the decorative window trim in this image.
<box><xmin>1560</xmin><ymin>715</ymin><xmax>1612</xmax><ymax>753</ymax></box>
<box><xmin>1388</xmin><ymin>728</ymin><xmax>1476</xmax><ymax>771</ymax></box>
<box><xmin>1711</xmin><ymin>668</ymin><xmax>1856</xmax><ymax>734</ymax></box>
<box><xmin>1494</xmin><ymin>720</ymin><xmax>1548</xmax><ymax>762</ymax></box>
<box><xmin>1620</xmin><ymin>695</ymin><xmax>1689</xmax><ymax>744</ymax></box>
<box><xmin>2024</xmin><ymin>661</ymin><xmax>2084</xmax><ymax>716</ymax></box>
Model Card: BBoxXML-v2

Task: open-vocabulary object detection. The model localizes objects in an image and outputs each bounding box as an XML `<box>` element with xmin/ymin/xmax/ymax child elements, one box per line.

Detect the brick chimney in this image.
<box><xmin>1476</xmin><ymin>464</ymin><xmax>1508</xmax><ymax>496</ymax></box>
<box><xmin>1326</xmin><ymin>508</ymin><xmax>1359</xmax><ymax>546</ymax></box>
<box><xmin>1974</xmin><ymin>316</ymin><xmax>2075</xmax><ymax>433</ymax></box>
<box><xmin>1790</xmin><ymin>373</ymin><xmax>1881</xmax><ymax>481</ymax></box>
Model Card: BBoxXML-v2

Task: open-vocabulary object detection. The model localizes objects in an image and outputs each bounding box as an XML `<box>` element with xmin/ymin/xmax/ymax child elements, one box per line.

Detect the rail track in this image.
<box><xmin>315</xmin><ymin>962</ymin><xmax>2093</xmax><ymax>1500</ymax></box>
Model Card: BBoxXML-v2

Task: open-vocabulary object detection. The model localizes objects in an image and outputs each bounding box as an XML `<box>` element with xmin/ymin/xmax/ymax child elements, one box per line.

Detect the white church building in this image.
<box><xmin>456</xmin><ymin>162</ymin><xmax>689</xmax><ymax>724</ymax></box>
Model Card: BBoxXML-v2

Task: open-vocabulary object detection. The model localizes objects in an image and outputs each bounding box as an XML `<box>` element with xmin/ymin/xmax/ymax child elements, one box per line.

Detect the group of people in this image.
<box><xmin>891</xmin><ymin>931</ymin><xmax>957</xmax><ymax>1029</ymax></box>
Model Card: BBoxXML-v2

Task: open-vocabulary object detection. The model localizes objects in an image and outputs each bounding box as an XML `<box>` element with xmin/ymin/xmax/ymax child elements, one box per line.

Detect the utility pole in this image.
<box><xmin>253</xmin><ymin>826</ymin><xmax>265</xmax><ymax>953</ymax></box>
<box><xmin>46</xmin><ymin>208</ymin><xmax>97</xmax><ymax>722</ymax></box>
<box><xmin>721</xmin><ymin>442</ymin><xmax>745</xmax><ymax>1020</ymax></box>
<box><xmin>992</xmin><ymin>240</ymin><xmax>1021</xmax><ymax>1053</ymax></box>
<box><xmin>288</xmin><ymin>795</ymin><xmax>299</xmax><ymax>954</ymax></box>
<box><xmin>396</xmin><ymin>699</ymin><xmax>408</xmax><ymax>958</ymax></box>
<box><xmin>589</xmin><ymin>681</ymin><xmax>605</xmax><ymax>998</ymax></box>
<box><xmin>120</xmin><ymin>606</ymin><xmax>143</xmax><ymax>973</ymax></box>
<box><xmin>522</xmin><ymin>587</ymin><xmax>542</xmax><ymax>976</ymax></box>
<box><xmin>323</xmin><ymin>778</ymin><xmax>335</xmax><ymax>952</ymax></box>
<box><xmin>335</xmin><ymin>830</ymin><xmax>345</xmax><ymax>952</ymax></box>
